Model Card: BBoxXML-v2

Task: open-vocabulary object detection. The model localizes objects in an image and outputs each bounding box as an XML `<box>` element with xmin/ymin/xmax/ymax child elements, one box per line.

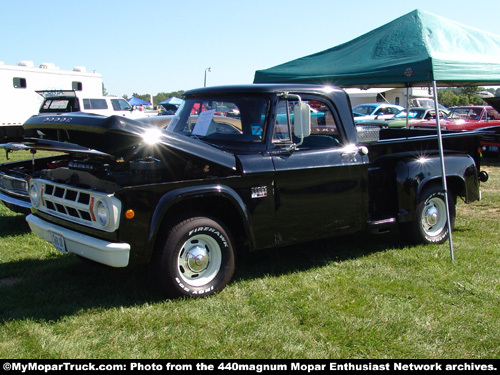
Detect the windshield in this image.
<box><xmin>448</xmin><ymin>107</ymin><xmax>484</xmax><ymax>120</ymax></box>
<box><xmin>394</xmin><ymin>109</ymin><xmax>427</xmax><ymax>119</ymax></box>
<box><xmin>166</xmin><ymin>96</ymin><xmax>269</xmax><ymax>143</ymax></box>
<box><xmin>352</xmin><ymin>104</ymin><xmax>376</xmax><ymax>115</ymax></box>
<box><xmin>447</xmin><ymin>107</ymin><xmax>500</xmax><ymax>120</ymax></box>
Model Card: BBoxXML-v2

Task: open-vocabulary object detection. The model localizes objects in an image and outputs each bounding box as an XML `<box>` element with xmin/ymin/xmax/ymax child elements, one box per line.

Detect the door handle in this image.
<box><xmin>341</xmin><ymin>146</ymin><xmax>368</xmax><ymax>157</ymax></box>
<box><xmin>341</xmin><ymin>150</ymin><xmax>358</xmax><ymax>157</ymax></box>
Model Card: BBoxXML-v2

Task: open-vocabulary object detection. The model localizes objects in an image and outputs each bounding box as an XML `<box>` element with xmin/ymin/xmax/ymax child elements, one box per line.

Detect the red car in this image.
<box><xmin>415</xmin><ymin>104</ymin><xmax>500</xmax><ymax>156</ymax></box>
<box><xmin>416</xmin><ymin>105</ymin><xmax>500</xmax><ymax>130</ymax></box>
<box><xmin>481</xmin><ymin>98</ymin><xmax>500</xmax><ymax>156</ymax></box>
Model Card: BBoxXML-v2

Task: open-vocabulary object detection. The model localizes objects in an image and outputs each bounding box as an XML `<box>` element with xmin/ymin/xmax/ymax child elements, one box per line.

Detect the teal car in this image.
<box><xmin>356</xmin><ymin>107</ymin><xmax>449</xmax><ymax>128</ymax></box>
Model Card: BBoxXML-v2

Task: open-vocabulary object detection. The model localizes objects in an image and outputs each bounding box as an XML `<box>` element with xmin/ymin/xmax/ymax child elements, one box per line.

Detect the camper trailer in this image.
<box><xmin>0</xmin><ymin>61</ymin><xmax>103</xmax><ymax>140</ymax></box>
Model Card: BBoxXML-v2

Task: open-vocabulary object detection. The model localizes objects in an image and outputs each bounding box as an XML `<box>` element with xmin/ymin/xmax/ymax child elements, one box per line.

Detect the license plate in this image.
<box><xmin>488</xmin><ymin>145</ymin><xmax>499</xmax><ymax>153</ymax></box>
<box><xmin>50</xmin><ymin>232</ymin><xmax>67</xmax><ymax>253</ymax></box>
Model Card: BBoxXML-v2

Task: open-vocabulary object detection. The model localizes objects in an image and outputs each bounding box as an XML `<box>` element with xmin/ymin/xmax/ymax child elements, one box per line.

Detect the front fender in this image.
<box><xmin>148</xmin><ymin>184</ymin><xmax>253</xmax><ymax>251</ymax></box>
<box><xmin>396</xmin><ymin>153</ymin><xmax>479</xmax><ymax>222</ymax></box>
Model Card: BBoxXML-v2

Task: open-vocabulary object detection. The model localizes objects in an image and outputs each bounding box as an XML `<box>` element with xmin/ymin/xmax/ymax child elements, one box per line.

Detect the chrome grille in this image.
<box><xmin>42</xmin><ymin>183</ymin><xmax>92</xmax><ymax>222</ymax></box>
<box><xmin>30</xmin><ymin>178</ymin><xmax>121</xmax><ymax>232</ymax></box>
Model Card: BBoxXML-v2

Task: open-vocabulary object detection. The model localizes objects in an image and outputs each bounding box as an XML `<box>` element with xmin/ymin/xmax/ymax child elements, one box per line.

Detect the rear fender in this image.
<box><xmin>396</xmin><ymin>154</ymin><xmax>478</xmax><ymax>222</ymax></box>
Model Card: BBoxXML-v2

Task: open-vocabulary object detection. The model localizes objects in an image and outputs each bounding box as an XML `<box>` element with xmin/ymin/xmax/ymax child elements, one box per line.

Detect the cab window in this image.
<box><xmin>83</xmin><ymin>99</ymin><xmax>108</xmax><ymax>110</ymax></box>
<box><xmin>272</xmin><ymin>97</ymin><xmax>340</xmax><ymax>148</ymax></box>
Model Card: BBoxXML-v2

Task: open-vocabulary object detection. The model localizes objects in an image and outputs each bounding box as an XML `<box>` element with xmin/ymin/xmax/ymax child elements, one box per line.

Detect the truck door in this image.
<box><xmin>270</xmin><ymin>97</ymin><xmax>367</xmax><ymax>245</ymax></box>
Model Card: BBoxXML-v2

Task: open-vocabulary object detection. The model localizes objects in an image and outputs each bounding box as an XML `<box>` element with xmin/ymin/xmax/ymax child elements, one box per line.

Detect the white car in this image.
<box><xmin>38</xmin><ymin>91</ymin><xmax>148</xmax><ymax>119</ymax></box>
<box><xmin>352</xmin><ymin>103</ymin><xmax>405</xmax><ymax>122</ymax></box>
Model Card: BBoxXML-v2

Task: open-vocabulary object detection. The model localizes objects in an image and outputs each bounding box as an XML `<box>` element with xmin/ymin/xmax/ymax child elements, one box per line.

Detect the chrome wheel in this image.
<box><xmin>399</xmin><ymin>185</ymin><xmax>456</xmax><ymax>245</ymax></box>
<box><xmin>177</xmin><ymin>233</ymin><xmax>222</xmax><ymax>287</ymax></box>
<box><xmin>154</xmin><ymin>216</ymin><xmax>235</xmax><ymax>298</ymax></box>
<box><xmin>421</xmin><ymin>196</ymin><xmax>447</xmax><ymax>238</ymax></box>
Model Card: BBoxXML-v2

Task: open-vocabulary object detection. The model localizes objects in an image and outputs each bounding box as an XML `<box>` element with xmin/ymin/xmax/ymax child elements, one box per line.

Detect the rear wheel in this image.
<box><xmin>401</xmin><ymin>185</ymin><xmax>456</xmax><ymax>244</ymax></box>
<box><xmin>154</xmin><ymin>216</ymin><xmax>235</xmax><ymax>298</ymax></box>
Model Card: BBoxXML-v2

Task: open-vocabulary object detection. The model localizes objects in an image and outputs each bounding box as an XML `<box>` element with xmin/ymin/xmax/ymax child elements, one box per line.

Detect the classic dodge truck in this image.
<box><xmin>0</xmin><ymin>84</ymin><xmax>489</xmax><ymax>297</ymax></box>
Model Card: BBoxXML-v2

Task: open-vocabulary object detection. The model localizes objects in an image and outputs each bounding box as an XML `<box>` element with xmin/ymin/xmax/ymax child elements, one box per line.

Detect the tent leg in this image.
<box><xmin>432</xmin><ymin>81</ymin><xmax>454</xmax><ymax>261</ymax></box>
<box><xmin>405</xmin><ymin>86</ymin><xmax>410</xmax><ymax>127</ymax></box>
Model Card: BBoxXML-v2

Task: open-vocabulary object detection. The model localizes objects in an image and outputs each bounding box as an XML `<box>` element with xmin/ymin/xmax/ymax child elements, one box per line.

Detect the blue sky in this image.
<box><xmin>2</xmin><ymin>0</ymin><xmax>500</xmax><ymax>97</ymax></box>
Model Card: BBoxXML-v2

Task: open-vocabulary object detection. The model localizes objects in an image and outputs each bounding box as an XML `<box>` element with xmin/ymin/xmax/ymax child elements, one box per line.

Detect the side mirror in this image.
<box><xmin>293</xmin><ymin>102</ymin><xmax>311</xmax><ymax>140</ymax></box>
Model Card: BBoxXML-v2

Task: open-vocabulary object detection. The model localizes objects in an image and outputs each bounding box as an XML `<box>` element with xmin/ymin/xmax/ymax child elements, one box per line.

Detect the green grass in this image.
<box><xmin>0</xmin><ymin>153</ymin><xmax>499</xmax><ymax>359</ymax></box>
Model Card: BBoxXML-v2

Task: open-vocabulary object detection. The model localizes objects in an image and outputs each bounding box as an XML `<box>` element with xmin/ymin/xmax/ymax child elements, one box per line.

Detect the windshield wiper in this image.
<box><xmin>189</xmin><ymin>134</ymin><xmax>225</xmax><ymax>150</ymax></box>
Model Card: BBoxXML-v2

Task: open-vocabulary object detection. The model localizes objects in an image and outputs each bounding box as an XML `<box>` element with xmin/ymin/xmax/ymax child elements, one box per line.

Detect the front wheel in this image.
<box><xmin>400</xmin><ymin>185</ymin><xmax>456</xmax><ymax>244</ymax></box>
<box><xmin>153</xmin><ymin>216</ymin><xmax>235</xmax><ymax>298</ymax></box>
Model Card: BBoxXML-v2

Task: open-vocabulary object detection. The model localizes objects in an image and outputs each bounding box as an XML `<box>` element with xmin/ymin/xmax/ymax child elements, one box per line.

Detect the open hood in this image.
<box><xmin>483</xmin><ymin>97</ymin><xmax>500</xmax><ymax>113</ymax></box>
<box><xmin>18</xmin><ymin>113</ymin><xmax>236</xmax><ymax>170</ymax></box>
<box><xmin>23</xmin><ymin>113</ymin><xmax>151</xmax><ymax>154</ymax></box>
<box><xmin>0</xmin><ymin>138</ymin><xmax>111</xmax><ymax>158</ymax></box>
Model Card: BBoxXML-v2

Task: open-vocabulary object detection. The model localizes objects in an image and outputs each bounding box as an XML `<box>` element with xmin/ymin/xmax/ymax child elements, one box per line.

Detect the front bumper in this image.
<box><xmin>26</xmin><ymin>214</ymin><xmax>131</xmax><ymax>267</ymax></box>
<box><xmin>0</xmin><ymin>190</ymin><xmax>31</xmax><ymax>214</ymax></box>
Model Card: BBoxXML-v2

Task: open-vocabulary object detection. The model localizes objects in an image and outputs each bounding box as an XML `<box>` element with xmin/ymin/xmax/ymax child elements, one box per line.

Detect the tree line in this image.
<box><xmin>438</xmin><ymin>86</ymin><xmax>500</xmax><ymax>108</ymax></box>
<box><xmin>102</xmin><ymin>84</ymin><xmax>185</xmax><ymax>106</ymax></box>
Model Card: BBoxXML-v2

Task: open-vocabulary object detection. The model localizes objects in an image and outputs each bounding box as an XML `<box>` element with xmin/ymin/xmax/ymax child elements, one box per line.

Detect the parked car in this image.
<box><xmin>356</xmin><ymin>107</ymin><xmax>449</xmax><ymax>128</ymax></box>
<box><xmin>479</xmin><ymin>126</ymin><xmax>500</xmax><ymax>156</ymax></box>
<box><xmin>479</xmin><ymin>98</ymin><xmax>500</xmax><ymax>156</ymax></box>
<box><xmin>352</xmin><ymin>103</ymin><xmax>405</xmax><ymax>122</ymax></box>
<box><xmin>415</xmin><ymin>105</ymin><xmax>500</xmax><ymax>130</ymax></box>
<box><xmin>410</xmin><ymin>98</ymin><xmax>450</xmax><ymax>114</ymax></box>
<box><xmin>159</xmin><ymin>104</ymin><xmax>179</xmax><ymax>115</ymax></box>
<box><xmin>37</xmin><ymin>90</ymin><xmax>150</xmax><ymax>119</ymax></box>
<box><xmin>415</xmin><ymin>104</ymin><xmax>500</xmax><ymax>157</ymax></box>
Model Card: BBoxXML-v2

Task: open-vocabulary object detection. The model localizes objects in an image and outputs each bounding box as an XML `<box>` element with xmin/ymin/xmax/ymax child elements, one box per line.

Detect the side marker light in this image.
<box><xmin>125</xmin><ymin>209</ymin><xmax>135</xmax><ymax>219</ymax></box>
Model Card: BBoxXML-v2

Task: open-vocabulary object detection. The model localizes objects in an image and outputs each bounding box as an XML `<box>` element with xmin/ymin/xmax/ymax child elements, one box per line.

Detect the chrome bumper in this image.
<box><xmin>0</xmin><ymin>190</ymin><xmax>31</xmax><ymax>209</ymax></box>
<box><xmin>26</xmin><ymin>214</ymin><xmax>130</xmax><ymax>267</ymax></box>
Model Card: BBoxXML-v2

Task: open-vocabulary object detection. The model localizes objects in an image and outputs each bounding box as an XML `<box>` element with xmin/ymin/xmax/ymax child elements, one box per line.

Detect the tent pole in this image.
<box><xmin>406</xmin><ymin>85</ymin><xmax>410</xmax><ymax>127</ymax></box>
<box><xmin>432</xmin><ymin>81</ymin><xmax>454</xmax><ymax>261</ymax></box>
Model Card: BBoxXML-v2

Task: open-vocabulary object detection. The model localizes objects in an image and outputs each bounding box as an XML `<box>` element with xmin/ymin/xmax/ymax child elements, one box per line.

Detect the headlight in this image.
<box><xmin>29</xmin><ymin>182</ymin><xmax>41</xmax><ymax>207</ymax></box>
<box><xmin>94</xmin><ymin>199</ymin><xmax>110</xmax><ymax>227</ymax></box>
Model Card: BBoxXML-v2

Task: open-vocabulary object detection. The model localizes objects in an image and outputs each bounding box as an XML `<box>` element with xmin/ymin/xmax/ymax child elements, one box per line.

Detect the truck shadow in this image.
<box><xmin>0</xmin><ymin>256</ymin><xmax>161</xmax><ymax>322</ymax></box>
<box><xmin>0</xmin><ymin>231</ymin><xmax>405</xmax><ymax>322</ymax></box>
<box><xmin>235</xmin><ymin>230</ymin><xmax>405</xmax><ymax>281</ymax></box>
<box><xmin>0</xmin><ymin>212</ymin><xmax>31</xmax><ymax>237</ymax></box>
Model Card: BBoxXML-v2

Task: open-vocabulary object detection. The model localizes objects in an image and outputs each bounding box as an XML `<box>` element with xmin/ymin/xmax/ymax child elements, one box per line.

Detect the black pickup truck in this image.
<box><xmin>0</xmin><ymin>84</ymin><xmax>489</xmax><ymax>297</ymax></box>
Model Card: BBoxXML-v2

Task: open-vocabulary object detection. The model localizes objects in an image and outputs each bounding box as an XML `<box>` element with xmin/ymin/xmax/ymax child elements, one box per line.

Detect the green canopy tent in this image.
<box><xmin>254</xmin><ymin>9</ymin><xmax>500</xmax><ymax>88</ymax></box>
<box><xmin>254</xmin><ymin>9</ymin><xmax>500</xmax><ymax>260</ymax></box>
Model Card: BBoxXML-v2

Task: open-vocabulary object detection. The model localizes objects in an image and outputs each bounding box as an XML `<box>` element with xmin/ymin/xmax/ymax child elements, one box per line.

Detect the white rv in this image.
<box><xmin>0</xmin><ymin>61</ymin><xmax>103</xmax><ymax>140</ymax></box>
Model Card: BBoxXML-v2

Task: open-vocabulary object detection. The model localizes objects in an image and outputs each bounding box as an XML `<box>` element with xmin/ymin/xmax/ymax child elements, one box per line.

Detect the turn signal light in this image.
<box><xmin>125</xmin><ymin>209</ymin><xmax>135</xmax><ymax>219</ymax></box>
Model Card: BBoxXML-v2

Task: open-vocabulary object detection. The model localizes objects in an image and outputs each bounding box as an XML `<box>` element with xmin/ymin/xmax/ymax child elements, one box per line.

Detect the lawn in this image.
<box><xmin>0</xmin><ymin>152</ymin><xmax>499</xmax><ymax>359</ymax></box>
